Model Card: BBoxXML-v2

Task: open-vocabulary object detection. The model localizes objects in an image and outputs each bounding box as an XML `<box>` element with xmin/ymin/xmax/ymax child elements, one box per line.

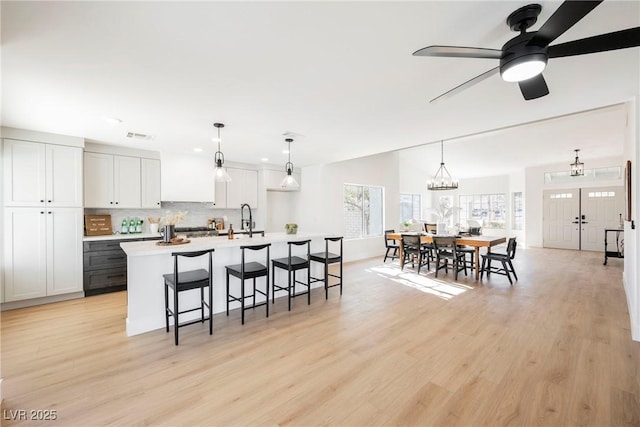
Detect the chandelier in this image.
<box><xmin>428</xmin><ymin>140</ymin><xmax>458</xmax><ymax>191</ymax></box>
<box><xmin>570</xmin><ymin>149</ymin><xmax>584</xmax><ymax>177</ymax></box>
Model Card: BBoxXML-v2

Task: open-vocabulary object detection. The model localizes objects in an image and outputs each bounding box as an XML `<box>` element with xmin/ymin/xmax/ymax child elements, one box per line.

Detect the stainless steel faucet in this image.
<box><xmin>240</xmin><ymin>203</ymin><xmax>253</xmax><ymax>238</ymax></box>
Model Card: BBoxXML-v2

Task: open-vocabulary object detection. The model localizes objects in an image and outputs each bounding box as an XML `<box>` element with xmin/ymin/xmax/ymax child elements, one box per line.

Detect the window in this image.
<box><xmin>344</xmin><ymin>184</ymin><xmax>383</xmax><ymax>239</ymax></box>
<box><xmin>588</xmin><ymin>191</ymin><xmax>615</xmax><ymax>198</ymax></box>
<box><xmin>400</xmin><ymin>194</ymin><xmax>421</xmax><ymax>224</ymax></box>
<box><xmin>513</xmin><ymin>192</ymin><xmax>523</xmax><ymax>230</ymax></box>
<box><xmin>544</xmin><ymin>166</ymin><xmax>621</xmax><ymax>184</ymax></box>
<box><xmin>459</xmin><ymin>194</ymin><xmax>506</xmax><ymax>229</ymax></box>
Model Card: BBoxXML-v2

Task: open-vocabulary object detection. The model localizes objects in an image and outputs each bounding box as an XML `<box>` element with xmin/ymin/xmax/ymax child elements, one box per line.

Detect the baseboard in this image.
<box><xmin>1</xmin><ymin>292</ymin><xmax>85</xmax><ymax>311</ymax></box>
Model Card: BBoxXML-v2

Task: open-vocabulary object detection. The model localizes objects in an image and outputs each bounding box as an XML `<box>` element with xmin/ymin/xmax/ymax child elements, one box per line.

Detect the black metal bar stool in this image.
<box><xmin>272</xmin><ymin>239</ymin><xmax>311</xmax><ymax>311</ymax></box>
<box><xmin>225</xmin><ymin>243</ymin><xmax>271</xmax><ymax>324</ymax></box>
<box><xmin>309</xmin><ymin>237</ymin><xmax>343</xmax><ymax>299</ymax></box>
<box><xmin>163</xmin><ymin>249</ymin><xmax>214</xmax><ymax>345</ymax></box>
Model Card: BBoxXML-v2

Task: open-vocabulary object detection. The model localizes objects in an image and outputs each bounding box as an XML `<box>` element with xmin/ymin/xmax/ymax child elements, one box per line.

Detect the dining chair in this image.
<box><xmin>383</xmin><ymin>229</ymin><xmax>399</xmax><ymax>262</ymax></box>
<box><xmin>480</xmin><ymin>237</ymin><xmax>518</xmax><ymax>285</ymax></box>
<box><xmin>432</xmin><ymin>236</ymin><xmax>467</xmax><ymax>280</ymax></box>
<box><xmin>401</xmin><ymin>234</ymin><xmax>430</xmax><ymax>274</ymax></box>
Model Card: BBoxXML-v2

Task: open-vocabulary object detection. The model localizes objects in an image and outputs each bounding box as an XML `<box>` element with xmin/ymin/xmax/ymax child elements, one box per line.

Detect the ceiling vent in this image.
<box><xmin>126</xmin><ymin>131</ymin><xmax>153</xmax><ymax>141</ymax></box>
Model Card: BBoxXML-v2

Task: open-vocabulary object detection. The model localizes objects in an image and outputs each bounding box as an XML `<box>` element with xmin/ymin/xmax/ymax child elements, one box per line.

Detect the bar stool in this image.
<box><xmin>163</xmin><ymin>249</ymin><xmax>214</xmax><ymax>346</ymax></box>
<box><xmin>310</xmin><ymin>237</ymin><xmax>343</xmax><ymax>299</ymax></box>
<box><xmin>225</xmin><ymin>243</ymin><xmax>271</xmax><ymax>324</ymax></box>
<box><xmin>271</xmin><ymin>239</ymin><xmax>311</xmax><ymax>311</ymax></box>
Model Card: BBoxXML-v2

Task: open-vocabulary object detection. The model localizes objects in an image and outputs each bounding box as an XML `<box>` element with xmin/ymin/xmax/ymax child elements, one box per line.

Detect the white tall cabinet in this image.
<box><xmin>3</xmin><ymin>138</ymin><xmax>84</xmax><ymax>303</ymax></box>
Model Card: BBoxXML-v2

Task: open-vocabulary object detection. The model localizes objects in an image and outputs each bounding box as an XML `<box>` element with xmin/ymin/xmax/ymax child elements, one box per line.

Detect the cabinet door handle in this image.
<box><xmin>106</xmin><ymin>274</ymin><xmax>125</xmax><ymax>279</ymax></box>
<box><xmin>106</xmin><ymin>257</ymin><xmax>122</xmax><ymax>261</ymax></box>
<box><xmin>115</xmin><ymin>202</ymin><xmax>119</xmax><ymax>205</ymax></box>
<box><xmin>40</xmin><ymin>211</ymin><xmax>45</xmax><ymax>214</ymax></box>
<box><xmin>48</xmin><ymin>211</ymin><xmax>52</xmax><ymax>214</ymax></box>
<box><xmin>157</xmin><ymin>202</ymin><xmax>160</xmax><ymax>205</ymax></box>
<box><xmin>47</xmin><ymin>200</ymin><xmax>52</xmax><ymax>203</ymax></box>
<box><xmin>40</xmin><ymin>199</ymin><xmax>45</xmax><ymax>203</ymax></box>
<box><xmin>110</xmin><ymin>201</ymin><xmax>114</xmax><ymax>204</ymax></box>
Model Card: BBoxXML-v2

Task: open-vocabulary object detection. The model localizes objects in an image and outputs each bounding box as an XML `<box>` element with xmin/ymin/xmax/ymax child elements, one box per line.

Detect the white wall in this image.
<box><xmin>297</xmin><ymin>151</ymin><xmax>400</xmax><ymax>262</ymax></box>
<box><xmin>265</xmin><ymin>191</ymin><xmax>299</xmax><ymax>233</ymax></box>
<box><xmin>525</xmin><ymin>155</ymin><xmax>624</xmax><ymax>248</ymax></box>
<box><xmin>623</xmin><ymin>97</ymin><xmax>639</xmax><ymax>341</ymax></box>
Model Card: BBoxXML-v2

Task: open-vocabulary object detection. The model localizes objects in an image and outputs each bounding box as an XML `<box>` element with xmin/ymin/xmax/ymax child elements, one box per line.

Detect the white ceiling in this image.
<box><xmin>2</xmin><ymin>1</ymin><xmax>638</xmax><ymax>174</ymax></box>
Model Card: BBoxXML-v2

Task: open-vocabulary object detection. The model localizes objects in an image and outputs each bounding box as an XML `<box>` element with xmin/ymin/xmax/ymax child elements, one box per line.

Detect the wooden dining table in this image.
<box><xmin>388</xmin><ymin>232</ymin><xmax>507</xmax><ymax>280</ymax></box>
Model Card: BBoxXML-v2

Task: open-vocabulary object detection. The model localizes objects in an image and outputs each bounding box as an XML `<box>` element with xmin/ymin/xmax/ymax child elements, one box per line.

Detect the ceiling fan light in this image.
<box><xmin>501</xmin><ymin>54</ymin><xmax>547</xmax><ymax>82</ymax></box>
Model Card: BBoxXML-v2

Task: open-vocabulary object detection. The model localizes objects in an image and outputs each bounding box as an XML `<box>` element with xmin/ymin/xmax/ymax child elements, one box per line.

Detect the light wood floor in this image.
<box><xmin>1</xmin><ymin>247</ymin><xmax>639</xmax><ymax>426</ymax></box>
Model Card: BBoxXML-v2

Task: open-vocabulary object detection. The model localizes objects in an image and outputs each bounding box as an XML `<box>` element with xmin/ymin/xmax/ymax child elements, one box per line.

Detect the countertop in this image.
<box><xmin>120</xmin><ymin>232</ymin><xmax>324</xmax><ymax>257</ymax></box>
<box><xmin>83</xmin><ymin>232</ymin><xmax>162</xmax><ymax>242</ymax></box>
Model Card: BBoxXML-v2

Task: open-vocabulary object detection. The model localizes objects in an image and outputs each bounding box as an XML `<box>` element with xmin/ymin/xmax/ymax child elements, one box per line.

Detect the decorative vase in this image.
<box><xmin>436</xmin><ymin>222</ymin><xmax>448</xmax><ymax>235</ymax></box>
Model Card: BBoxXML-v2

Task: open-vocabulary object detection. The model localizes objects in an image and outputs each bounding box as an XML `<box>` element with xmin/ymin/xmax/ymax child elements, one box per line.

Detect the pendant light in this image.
<box><xmin>213</xmin><ymin>122</ymin><xmax>232</xmax><ymax>182</ymax></box>
<box><xmin>280</xmin><ymin>138</ymin><xmax>299</xmax><ymax>189</ymax></box>
<box><xmin>428</xmin><ymin>140</ymin><xmax>458</xmax><ymax>190</ymax></box>
<box><xmin>570</xmin><ymin>149</ymin><xmax>584</xmax><ymax>177</ymax></box>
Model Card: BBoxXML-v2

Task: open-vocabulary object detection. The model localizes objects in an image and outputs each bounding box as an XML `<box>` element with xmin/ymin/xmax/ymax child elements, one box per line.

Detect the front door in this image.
<box><xmin>543</xmin><ymin>189</ymin><xmax>580</xmax><ymax>250</ymax></box>
<box><xmin>542</xmin><ymin>187</ymin><xmax>624</xmax><ymax>251</ymax></box>
<box><xmin>580</xmin><ymin>187</ymin><xmax>625</xmax><ymax>251</ymax></box>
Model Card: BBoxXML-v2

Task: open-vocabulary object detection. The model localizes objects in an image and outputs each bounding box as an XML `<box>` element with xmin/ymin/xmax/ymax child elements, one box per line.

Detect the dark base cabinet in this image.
<box><xmin>83</xmin><ymin>237</ymin><xmax>159</xmax><ymax>296</ymax></box>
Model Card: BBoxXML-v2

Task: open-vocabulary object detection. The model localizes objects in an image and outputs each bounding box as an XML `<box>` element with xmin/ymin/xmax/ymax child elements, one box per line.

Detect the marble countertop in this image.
<box><xmin>83</xmin><ymin>232</ymin><xmax>162</xmax><ymax>242</ymax></box>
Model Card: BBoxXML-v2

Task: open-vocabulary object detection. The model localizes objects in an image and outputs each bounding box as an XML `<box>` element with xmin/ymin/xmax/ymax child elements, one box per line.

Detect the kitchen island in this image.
<box><xmin>121</xmin><ymin>232</ymin><xmax>326</xmax><ymax>336</ymax></box>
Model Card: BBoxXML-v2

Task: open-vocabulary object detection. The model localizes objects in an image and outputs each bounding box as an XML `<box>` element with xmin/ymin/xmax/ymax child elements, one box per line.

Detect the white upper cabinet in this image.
<box><xmin>161</xmin><ymin>152</ymin><xmax>215</xmax><ymax>202</ymax></box>
<box><xmin>113</xmin><ymin>155</ymin><xmax>141</xmax><ymax>208</ymax></box>
<box><xmin>84</xmin><ymin>152</ymin><xmax>141</xmax><ymax>208</ymax></box>
<box><xmin>226</xmin><ymin>168</ymin><xmax>258</xmax><ymax>208</ymax></box>
<box><xmin>3</xmin><ymin>139</ymin><xmax>83</xmax><ymax>207</ymax></box>
<box><xmin>141</xmin><ymin>158</ymin><xmax>162</xmax><ymax>208</ymax></box>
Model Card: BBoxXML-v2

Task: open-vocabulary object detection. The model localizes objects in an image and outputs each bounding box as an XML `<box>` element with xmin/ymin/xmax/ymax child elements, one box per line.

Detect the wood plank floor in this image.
<box><xmin>1</xmin><ymin>247</ymin><xmax>639</xmax><ymax>426</ymax></box>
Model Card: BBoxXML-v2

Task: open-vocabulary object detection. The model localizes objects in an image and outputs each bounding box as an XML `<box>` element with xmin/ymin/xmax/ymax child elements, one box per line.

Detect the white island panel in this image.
<box><xmin>121</xmin><ymin>232</ymin><xmax>327</xmax><ymax>336</ymax></box>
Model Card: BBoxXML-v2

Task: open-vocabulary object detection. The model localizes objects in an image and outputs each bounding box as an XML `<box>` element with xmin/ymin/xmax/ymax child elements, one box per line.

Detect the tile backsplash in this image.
<box><xmin>84</xmin><ymin>202</ymin><xmax>252</xmax><ymax>234</ymax></box>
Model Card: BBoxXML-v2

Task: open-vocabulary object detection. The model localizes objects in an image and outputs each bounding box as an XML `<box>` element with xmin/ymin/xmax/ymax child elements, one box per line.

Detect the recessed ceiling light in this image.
<box><xmin>261</xmin><ymin>158</ymin><xmax>269</xmax><ymax>162</ymax></box>
<box><xmin>193</xmin><ymin>148</ymin><xmax>203</xmax><ymax>153</ymax></box>
<box><xmin>103</xmin><ymin>116</ymin><xmax>123</xmax><ymax>125</ymax></box>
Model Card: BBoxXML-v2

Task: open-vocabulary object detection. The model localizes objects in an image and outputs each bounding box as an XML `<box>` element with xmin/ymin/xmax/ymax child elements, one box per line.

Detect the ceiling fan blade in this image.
<box><xmin>518</xmin><ymin>74</ymin><xmax>549</xmax><ymax>100</ymax></box>
<box><xmin>413</xmin><ymin>45</ymin><xmax>502</xmax><ymax>59</ymax></box>
<box><xmin>528</xmin><ymin>1</ymin><xmax>603</xmax><ymax>47</ymax></box>
<box><xmin>430</xmin><ymin>67</ymin><xmax>500</xmax><ymax>103</ymax></box>
<box><xmin>548</xmin><ymin>27</ymin><xmax>640</xmax><ymax>58</ymax></box>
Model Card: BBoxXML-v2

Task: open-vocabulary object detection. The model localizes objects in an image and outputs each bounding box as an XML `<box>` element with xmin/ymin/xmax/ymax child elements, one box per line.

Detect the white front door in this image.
<box><xmin>542</xmin><ymin>189</ymin><xmax>580</xmax><ymax>250</ymax></box>
<box><xmin>580</xmin><ymin>187</ymin><xmax>625</xmax><ymax>251</ymax></box>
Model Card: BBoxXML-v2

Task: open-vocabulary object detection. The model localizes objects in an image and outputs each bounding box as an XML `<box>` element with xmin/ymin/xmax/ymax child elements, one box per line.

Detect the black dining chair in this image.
<box><xmin>226</xmin><ymin>243</ymin><xmax>271</xmax><ymax>324</ymax></box>
<box><xmin>383</xmin><ymin>230</ymin><xmax>399</xmax><ymax>262</ymax></box>
<box><xmin>401</xmin><ymin>234</ymin><xmax>431</xmax><ymax>274</ymax></box>
<box><xmin>480</xmin><ymin>237</ymin><xmax>518</xmax><ymax>285</ymax></box>
<box><xmin>272</xmin><ymin>239</ymin><xmax>311</xmax><ymax>311</ymax></box>
<box><xmin>163</xmin><ymin>249</ymin><xmax>214</xmax><ymax>345</ymax></box>
<box><xmin>432</xmin><ymin>236</ymin><xmax>467</xmax><ymax>280</ymax></box>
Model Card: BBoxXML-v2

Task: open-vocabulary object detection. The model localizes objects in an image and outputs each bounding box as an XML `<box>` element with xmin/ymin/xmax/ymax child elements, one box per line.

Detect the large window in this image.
<box><xmin>459</xmin><ymin>194</ymin><xmax>506</xmax><ymax>229</ymax></box>
<box><xmin>400</xmin><ymin>194</ymin><xmax>421</xmax><ymax>224</ymax></box>
<box><xmin>344</xmin><ymin>184</ymin><xmax>383</xmax><ymax>239</ymax></box>
<box><xmin>513</xmin><ymin>192</ymin><xmax>523</xmax><ymax>230</ymax></box>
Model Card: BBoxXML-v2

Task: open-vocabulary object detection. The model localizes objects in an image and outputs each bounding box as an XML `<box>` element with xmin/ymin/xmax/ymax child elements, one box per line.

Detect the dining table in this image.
<box><xmin>387</xmin><ymin>232</ymin><xmax>507</xmax><ymax>280</ymax></box>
